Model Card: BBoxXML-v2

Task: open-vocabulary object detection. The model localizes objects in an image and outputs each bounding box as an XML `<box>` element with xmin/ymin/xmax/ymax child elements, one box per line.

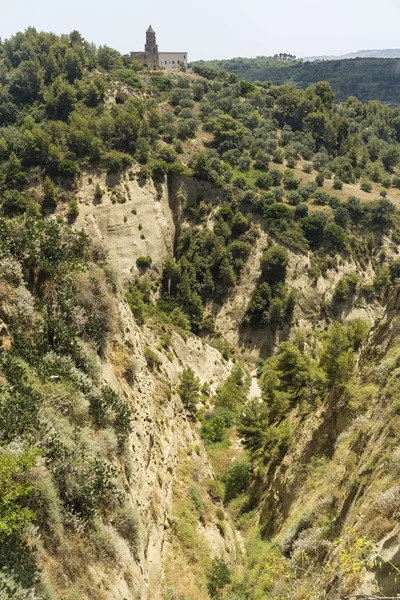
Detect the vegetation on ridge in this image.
<box><xmin>193</xmin><ymin>56</ymin><xmax>400</xmax><ymax>103</ymax></box>
<box><xmin>3</xmin><ymin>25</ymin><xmax>400</xmax><ymax>600</ymax></box>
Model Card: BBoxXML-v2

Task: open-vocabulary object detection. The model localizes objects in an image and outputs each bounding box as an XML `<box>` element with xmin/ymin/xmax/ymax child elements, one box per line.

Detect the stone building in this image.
<box><xmin>130</xmin><ymin>26</ymin><xmax>187</xmax><ymax>70</ymax></box>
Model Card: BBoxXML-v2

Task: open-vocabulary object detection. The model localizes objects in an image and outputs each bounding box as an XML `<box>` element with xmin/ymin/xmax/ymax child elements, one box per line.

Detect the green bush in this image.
<box><xmin>208</xmin><ymin>560</ymin><xmax>231</xmax><ymax>597</ymax></box>
<box><xmin>94</xmin><ymin>182</ymin><xmax>103</xmax><ymax>202</ymax></box>
<box><xmin>190</xmin><ymin>486</ymin><xmax>205</xmax><ymax>521</ymax></box>
<box><xmin>0</xmin><ymin>446</ymin><xmax>38</xmax><ymax>541</ymax></box>
<box><xmin>333</xmin><ymin>273</ymin><xmax>360</xmax><ymax>303</ymax></box>
<box><xmin>360</xmin><ymin>180</ymin><xmax>372</xmax><ymax>193</ymax></box>
<box><xmin>224</xmin><ymin>460</ymin><xmax>252</xmax><ymax>501</ymax></box>
<box><xmin>136</xmin><ymin>255</ymin><xmax>152</xmax><ymax>269</ymax></box>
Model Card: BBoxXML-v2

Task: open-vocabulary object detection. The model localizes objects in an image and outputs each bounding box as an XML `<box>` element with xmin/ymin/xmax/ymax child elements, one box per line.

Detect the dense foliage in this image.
<box><xmin>3</xmin><ymin>26</ymin><xmax>400</xmax><ymax>599</ymax></box>
<box><xmin>193</xmin><ymin>56</ymin><xmax>400</xmax><ymax>103</ymax></box>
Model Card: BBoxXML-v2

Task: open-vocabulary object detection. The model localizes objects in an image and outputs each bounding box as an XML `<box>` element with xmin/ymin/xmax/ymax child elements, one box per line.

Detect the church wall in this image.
<box><xmin>158</xmin><ymin>52</ymin><xmax>188</xmax><ymax>70</ymax></box>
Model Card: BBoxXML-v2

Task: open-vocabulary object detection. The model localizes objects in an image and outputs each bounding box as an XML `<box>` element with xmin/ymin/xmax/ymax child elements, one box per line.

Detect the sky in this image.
<box><xmin>2</xmin><ymin>0</ymin><xmax>400</xmax><ymax>61</ymax></box>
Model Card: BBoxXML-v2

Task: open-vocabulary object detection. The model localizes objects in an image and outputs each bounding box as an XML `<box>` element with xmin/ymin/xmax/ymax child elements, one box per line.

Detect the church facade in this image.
<box><xmin>130</xmin><ymin>26</ymin><xmax>187</xmax><ymax>70</ymax></box>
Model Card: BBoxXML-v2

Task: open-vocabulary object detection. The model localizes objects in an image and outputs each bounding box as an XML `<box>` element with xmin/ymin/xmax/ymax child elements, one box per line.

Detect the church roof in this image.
<box><xmin>147</xmin><ymin>25</ymin><xmax>155</xmax><ymax>33</ymax></box>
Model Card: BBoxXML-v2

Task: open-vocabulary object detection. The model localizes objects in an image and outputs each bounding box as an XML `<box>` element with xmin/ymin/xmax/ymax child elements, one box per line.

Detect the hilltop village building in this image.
<box><xmin>130</xmin><ymin>26</ymin><xmax>187</xmax><ymax>70</ymax></box>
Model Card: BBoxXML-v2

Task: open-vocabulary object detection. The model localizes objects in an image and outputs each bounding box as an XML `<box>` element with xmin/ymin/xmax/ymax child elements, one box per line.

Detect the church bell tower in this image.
<box><xmin>145</xmin><ymin>25</ymin><xmax>158</xmax><ymax>55</ymax></box>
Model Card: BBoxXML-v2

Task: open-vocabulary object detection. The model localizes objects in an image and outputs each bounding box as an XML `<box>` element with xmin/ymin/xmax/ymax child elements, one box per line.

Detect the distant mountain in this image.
<box><xmin>303</xmin><ymin>49</ymin><xmax>400</xmax><ymax>61</ymax></box>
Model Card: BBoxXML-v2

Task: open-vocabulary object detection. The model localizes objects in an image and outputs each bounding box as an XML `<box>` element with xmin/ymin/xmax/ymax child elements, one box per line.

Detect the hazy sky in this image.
<box><xmin>2</xmin><ymin>0</ymin><xmax>400</xmax><ymax>61</ymax></box>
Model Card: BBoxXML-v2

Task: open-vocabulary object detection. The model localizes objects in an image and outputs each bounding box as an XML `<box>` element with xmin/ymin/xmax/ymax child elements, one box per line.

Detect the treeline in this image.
<box><xmin>193</xmin><ymin>57</ymin><xmax>400</xmax><ymax>103</ymax></box>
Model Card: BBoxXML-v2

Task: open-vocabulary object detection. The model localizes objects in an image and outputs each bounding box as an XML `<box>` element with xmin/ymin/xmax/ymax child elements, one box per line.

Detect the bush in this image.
<box><xmin>190</xmin><ymin>486</ymin><xmax>205</xmax><ymax>521</ymax></box>
<box><xmin>94</xmin><ymin>182</ymin><xmax>103</xmax><ymax>202</ymax></box>
<box><xmin>260</xmin><ymin>245</ymin><xmax>289</xmax><ymax>284</ymax></box>
<box><xmin>283</xmin><ymin>170</ymin><xmax>300</xmax><ymax>190</ymax></box>
<box><xmin>333</xmin><ymin>273</ymin><xmax>360</xmax><ymax>303</ymax></box>
<box><xmin>136</xmin><ymin>255</ymin><xmax>152</xmax><ymax>269</ymax></box>
<box><xmin>333</xmin><ymin>177</ymin><xmax>343</xmax><ymax>190</ymax></box>
<box><xmin>376</xmin><ymin>486</ymin><xmax>400</xmax><ymax>518</ymax></box>
<box><xmin>224</xmin><ymin>460</ymin><xmax>252</xmax><ymax>501</ymax></box>
<box><xmin>255</xmin><ymin>172</ymin><xmax>273</xmax><ymax>190</ymax></box>
<box><xmin>0</xmin><ymin>445</ymin><xmax>38</xmax><ymax>541</ymax></box>
<box><xmin>88</xmin><ymin>519</ymin><xmax>118</xmax><ymax>561</ymax></box>
<box><xmin>206</xmin><ymin>479</ymin><xmax>224</xmax><ymax>502</ymax></box>
<box><xmin>114</xmin><ymin>503</ymin><xmax>141</xmax><ymax>557</ymax></box>
<box><xmin>360</xmin><ymin>180</ymin><xmax>372</xmax><ymax>193</ymax></box>
<box><xmin>144</xmin><ymin>347</ymin><xmax>162</xmax><ymax>371</ymax></box>
<box><xmin>208</xmin><ymin>560</ymin><xmax>231</xmax><ymax>597</ymax></box>
<box><xmin>103</xmin><ymin>151</ymin><xmax>132</xmax><ymax>173</ymax></box>
<box><xmin>67</xmin><ymin>197</ymin><xmax>79</xmax><ymax>221</ymax></box>
<box><xmin>201</xmin><ymin>414</ymin><xmax>228</xmax><ymax>443</ymax></box>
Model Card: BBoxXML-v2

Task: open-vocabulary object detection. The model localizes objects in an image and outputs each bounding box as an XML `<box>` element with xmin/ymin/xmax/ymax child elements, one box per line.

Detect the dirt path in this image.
<box><xmin>248</xmin><ymin>369</ymin><xmax>262</xmax><ymax>400</ymax></box>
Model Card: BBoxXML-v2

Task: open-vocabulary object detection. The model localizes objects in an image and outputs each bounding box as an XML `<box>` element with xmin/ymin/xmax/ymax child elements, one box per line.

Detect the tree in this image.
<box><xmin>260</xmin><ymin>245</ymin><xmax>289</xmax><ymax>284</ymax></box>
<box><xmin>243</xmin><ymin>282</ymin><xmax>272</xmax><ymax>325</ymax></box>
<box><xmin>283</xmin><ymin>169</ymin><xmax>300</xmax><ymax>190</ymax></box>
<box><xmin>239</xmin><ymin>399</ymin><xmax>270</xmax><ymax>457</ymax></box>
<box><xmin>97</xmin><ymin>45</ymin><xmax>122</xmax><ymax>71</ymax></box>
<box><xmin>45</xmin><ymin>76</ymin><xmax>77</xmax><ymax>120</ymax></box>
<box><xmin>177</xmin><ymin>367</ymin><xmax>201</xmax><ymax>419</ymax></box>
<box><xmin>314</xmin><ymin>81</ymin><xmax>335</xmax><ymax>109</ymax></box>
<box><xmin>224</xmin><ymin>460</ymin><xmax>252</xmax><ymax>501</ymax></box>
<box><xmin>382</xmin><ymin>145</ymin><xmax>400</xmax><ymax>171</ymax></box>
<box><xmin>301</xmin><ymin>213</ymin><xmax>327</xmax><ymax>249</ymax></box>
<box><xmin>320</xmin><ymin>322</ymin><xmax>355</xmax><ymax>386</ymax></box>
<box><xmin>42</xmin><ymin>176</ymin><xmax>58</xmax><ymax>209</ymax></box>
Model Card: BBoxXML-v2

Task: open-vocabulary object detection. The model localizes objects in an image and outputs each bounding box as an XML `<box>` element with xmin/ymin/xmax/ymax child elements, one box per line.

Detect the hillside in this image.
<box><xmin>304</xmin><ymin>48</ymin><xmax>400</xmax><ymax>61</ymax></box>
<box><xmin>193</xmin><ymin>57</ymin><xmax>400</xmax><ymax>103</ymax></box>
<box><xmin>4</xmin><ymin>27</ymin><xmax>400</xmax><ymax>600</ymax></box>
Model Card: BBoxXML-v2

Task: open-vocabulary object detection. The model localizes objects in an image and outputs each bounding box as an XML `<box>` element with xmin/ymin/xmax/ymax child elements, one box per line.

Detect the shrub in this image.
<box><xmin>68</xmin><ymin>197</ymin><xmax>79</xmax><ymax>220</ymax></box>
<box><xmin>94</xmin><ymin>183</ymin><xmax>103</xmax><ymax>201</ymax></box>
<box><xmin>103</xmin><ymin>151</ymin><xmax>132</xmax><ymax>173</ymax></box>
<box><xmin>333</xmin><ymin>177</ymin><xmax>343</xmax><ymax>190</ymax></box>
<box><xmin>27</xmin><ymin>470</ymin><xmax>63</xmax><ymax>540</ymax></box>
<box><xmin>224</xmin><ymin>460</ymin><xmax>252</xmax><ymax>501</ymax></box>
<box><xmin>190</xmin><ymin>486</ymin><xmax>205</xmax><ymax>521</ymax></box>
<box><xmin>283</xmin><ymin>170</ymin><xmax>300</xmax><ymax>190</ymax></box>
<box><xmin>208</xmin><ymin>560</ymin><xmax>231</xmax><ymax>597</ymax></box>
<box><xmin>206</xmin><ymin>479</ymin><xmax>224</xmax><ymax>502</ymax></box>
<box><xmin>255</xmin><ymin>172</ymin><xmax>273</xmax><ymax>190</ymax></box>
<box><xmin>302</xmin><ymin>162</ymin><xmax>313</xmax><ymax>174</ymax></box>
<box><xmin>0</xmin><ymin>445</ymin><xmax>38</xmax><ymax>541</ymax></box>
<box><xmin>136</xmin><ymin>255</ymin><xmax>152</xmax><ymax>269</ymax></box>
<box><xmin>376</xmin><ymin>486</ymin><xmax>400</xmax><ymax>518</ymax></box>
<box><xmin>42</xmin><ymin>176</ymin><xmax>58</xmax><ymax>210</ymax></box>
<box><xmin>291</xmin><ymin>527</ymin><xmax>331</xmax><ymax>566</ymax></box>
<box><xmin>260</xmin><ymin>245</ymin><xmax>289</xmax><ymax>284</ymax></box>
<box><xmin>333</xmin><ymin>273</ymin><xmax>360</xmax><ymax>303</ymax></box>
<box><xmin>114</xmin><ymin>503</ymin><xmax>141</xmax><ymax>557</ymax></box>
<box><xmin>88</xmin><ymin>519</ymin><xmax>118</xmax><ymax>561</ymax></box>
<box><xmin>201</xmin><ymin>414</ymin><xmax>228</xmax><ymax>443</ymax></box>
<box><xmin>144</xmin><ymin>347</ymin><xmax>162</xmax><ymax>371</ymax></box>
<box><xmin>360</xmin><ymin>180</ymin><xmax>372</xmax><ymax>193</ymax></box>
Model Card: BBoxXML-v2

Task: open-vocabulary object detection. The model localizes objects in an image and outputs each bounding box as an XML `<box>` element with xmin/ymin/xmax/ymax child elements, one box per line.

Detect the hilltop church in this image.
<box><xmin>130</xmin><ymin>26</ymin><xmax>188</xmax><ymax>70</ymax></box>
